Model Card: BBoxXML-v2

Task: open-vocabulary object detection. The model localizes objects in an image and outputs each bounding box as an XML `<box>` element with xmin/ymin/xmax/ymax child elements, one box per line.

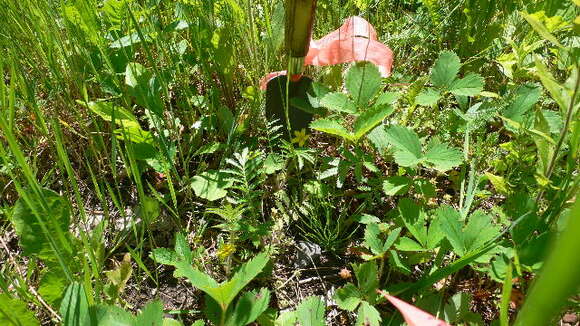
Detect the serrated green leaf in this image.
<box><xmin>385</xmin><ymin>126</ymin><xmax>423</xmax><ymax>167</ymax></box>
<box><xmin>353</xmin><ymin>104</ymin><xmax>394</xmax><ymax>140</ymax></box>
<box><xmin>423</xmin><ymin>140</ymin><xmax>463</xmax><ymax>172</ymax></box>
<box><xmin>415</xmin><ymin>88</ymin><xmax>441</xmax><ymax>106</ymax></box>
<box><xmin>0</xmin><ymin>294</ymin><xmax>40</xmax><ymax>326</ymax></box>
<box><xmin>383</xmin><ymin>176</ymin><xmax>412</xmax><ymax>196</ymax></box>
<box><xmin>346</xmin><ymin>62</ymin><xmax>382</xmax><ymax>106</ymax></box>
<box><xmin>397</xmin><ymin>198</ymin><xmax>428</xmax><ymax>247</ymax></box>
<box><xmin>174</xmin><ymin>232</ymin><xmax>192</xmax><ymax>263</ymax></box>
<box><xmin>190</xmin><ymin>170</ymin><xmax>233</xmax><ymax>201</ymax></box>
<box><xmin>150</xmin><ymin>248</ymin><xmax>179</xmax><ymax>265</ymax></box>
<box><xmin>296</xmin><ymin>296</ymin><xmax>326</xmax><ymax>326</ymax></box>
<box><xmin>437</xmin><ymin>206</ymin><xmax>465</xmax><ymax>255</ymax></box>
<box><xmin>431</xmin><ymin>51</ymin><xmax>460</xmax><ymax>88</ymax></box>
<box><xmin>320</xmin><ymin>92</ymin><xmax>357</xmax><ymax>114</ymax></box>
<box><xmin>375</xmin><ymin>92</ymin><xmax>400</xmax><ymax>105</ymax></box>
<box><xmin>449</xmin><ymin>73</ymin><xmax>484</xmax><ymax>96</ymax></box>
<box><xmin>310</xmin><ymin>118</ymin><xmax>353</xmax><ymax>140</ymax></box>
<box><xmin>334</xmin><ymin>283</ymin><xmax>362</xmax><ymax>311</ymax></box>
<box><xmin>354</xmin><ymin>261</ymin><xmax>379</xmax><ymax>302</ymax></box>
<box><xmin>366</xmin><ymin>125</ymin><xmax>389</xmax><ymax>152</ymax></box>
<box><xmin>364</xmin><ymin>223</ymin><xmax>384</xmax><ymax>256</ymax></box>
<box><xmin>355</xmin><ymin>302</ymin><xmax>381</xmax><ymax>326</ymax></box>
<box><xmin>414</xmin><ymin>179</ymin><xmax>436</xmax><ymax>198</ymax></box>
<box><xmin>395</xmin><ymin>237</ymin><xmax>425</xmax><ymax>251</ymax></box>
<box><xmin>383</xmin><ymin>227</ymin><xmax>402</xmax><ymax>252</ymax></box>
<box><xmin>463</xmin><ymin>211</ymin><xmax>501</xmax><ymax>254</ymax></box>
<box><xmin>135</xmin><ymin>300</ymin><xmax>164</xmax><ymax>326</ymax></box>
<box><xmin>504</xmin><ymin>84</ymin><xmax>541</xmax><ymax>124</ymax></box>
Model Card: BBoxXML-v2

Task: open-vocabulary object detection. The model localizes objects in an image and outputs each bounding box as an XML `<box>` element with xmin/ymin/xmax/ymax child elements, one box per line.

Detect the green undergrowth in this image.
<box><xmin>0</xmin><ymin>0</ymin><xmax>579</xmax><ymax>325</ymax></box>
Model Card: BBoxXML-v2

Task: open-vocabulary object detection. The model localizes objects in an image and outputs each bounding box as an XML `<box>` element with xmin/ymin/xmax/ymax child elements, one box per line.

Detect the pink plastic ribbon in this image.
<box><xmin>260</xmin><ymin>16</ymin><xmax>394</xmax><ymax>90</ymax></box>
<box><xmin>380</xmin><ymin>292</ymin><xmax>451</xmax><ymax>326</ymax></box>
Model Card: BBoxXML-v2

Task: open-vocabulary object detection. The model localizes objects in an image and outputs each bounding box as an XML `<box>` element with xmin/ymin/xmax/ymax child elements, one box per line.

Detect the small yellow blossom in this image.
<box><xmin>217</xmin><ymin>243</ymin><xmax>236</xmax><ymax>260</ymax></box>
<box><xmin>291</xmin><ymin>128</ymin><xmax>309</xmax><ymax>147</ymax></box>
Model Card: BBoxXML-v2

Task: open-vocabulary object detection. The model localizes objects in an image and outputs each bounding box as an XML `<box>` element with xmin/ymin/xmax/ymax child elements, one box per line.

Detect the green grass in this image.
<box><xmin>0</xmin><ymin>0</ymin><xmax>579</xmax><ymax>325</ymax></box>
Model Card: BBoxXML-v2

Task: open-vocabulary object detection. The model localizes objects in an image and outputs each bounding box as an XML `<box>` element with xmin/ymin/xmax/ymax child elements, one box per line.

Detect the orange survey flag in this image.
<box><xmin>260</xmin><ymin>16</ymin><xmax>394</xmax><ymax>90</ymax></box>
<box><xmin>378</xmin><ymin>290</ymin><xmax>452</xmax><ymax>326</ymax></box>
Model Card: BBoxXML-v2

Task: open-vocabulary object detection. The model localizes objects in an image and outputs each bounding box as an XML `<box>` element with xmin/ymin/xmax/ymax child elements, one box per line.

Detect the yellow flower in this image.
<box><xmin>291</xmin><ymin>128</ymin><xmax>309</xmax><ymax>147</ymax></box>
<box><xmin>217</xmin><ymin>243</ymin><xmax>236</xmax><ymax>260</ymax></box>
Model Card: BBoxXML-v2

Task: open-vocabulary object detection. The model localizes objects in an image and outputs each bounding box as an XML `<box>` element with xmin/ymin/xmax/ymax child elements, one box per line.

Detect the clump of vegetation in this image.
<box><xmin>0</xmin><ymin>0</ymin><xmax>579</xmax><ymax>325</ymax></box>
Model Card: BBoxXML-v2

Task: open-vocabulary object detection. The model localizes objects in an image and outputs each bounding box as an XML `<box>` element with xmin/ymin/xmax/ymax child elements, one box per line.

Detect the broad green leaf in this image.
<box><xmin>296</xmin><ymin>296</ymin><xmax>326</xmax><ymax>326</ymax></box>
<box><xmin>415</xmin><ymin>88</ymin><xmax>441</xmax><ymax>106</ymax></box>
<box><xmin>431</xmin><ymin>51</ymin><xmax>460</xmax><ymax>88</ymax></box>
<box><xmin>485</xmin><ymin>172</ymin><xmax>510</xmax><ymax>195</ymax></box>
<box><xmin>397</xmin><ymin>198</ymin><xmax>427</xmax><ymax>247</ymax></box>
<box><xmin>375</xmin><ymin>92</ymin><xmax>400</xmax><ymax>105</ymax></box>
<box><xmin>353</xmin><ymin>104</ymin><xmax>394</xmax><ymax>140</ymax></box>
<box><xmin>395</xmin><ymin>237</ymin><xmax>427</xmax><ymax>251</ymax></box>
<box><xmin>190</xmin><ymin>170</ymin><xmax>233</xmax><ymax>201</ymax></box>
<box><xmin>226</xmin><ymin>288</ymin><xmax>270</xmax><ymax>326</ymax></box>
<box><xmin>91</xmin><ymin>304</ymin><xmax>134</xmax><ymax>325</ymax></box>
<box><xmin>504</xmin><ymin>84</ymin><xmax>541</xmax><ymax>124</ymax></box>
<box><xmin>174</xmin><ymin>232</ymin><xmax>193</xmax><ymax>263</ymax></box>
<box><xmin>383</xmin><ymin>176</ymin><xmax>412</xmax><ymax>196</ymax></box>
<box><xmin>383</xmin><ymin>227</ymin><xmax>402</xmax><ymax>253</ymax></box>
<box><xmin>38</xmin><ymin>269</ymin><xmax>67</xmax><ymax>306</ymax></box>
<box><xmin>110</xmin><ymin>32</ymin><xmax>152</xmax><ymax>49</ymax></box>
<box><xmin>346</xmin><ymin>62</ymin><xmax>382</xmax><ymax>106</ymax></box>
<box><xmin>60</xmin><ymin>282</ymin><xmax>90</xmax><ymax>326</ymax></box>
<box><xmin>173</xmin><ymin>261</ymin><xmax>219</xmax><ymax>296</ymax></box>
<box><xmin>114</xmin><ymin>125</ymin><xmax>154</xmax><ymax>145</ymax></box>
<box><xmin>217</xmin><ymin>252</ymin><xmax>269</xmax><ymax>307</ymax></box>
<box><xmin>334</xmin><ymin>283</ymin><xmax>362</xmax><ymax>311</ymax></box>
<box><xmin>414</xmin><ymin>179</ymin><xmax>436</xmax><ymax>198</ymax></box>
<box><xmin>385</xmin><ymin>126</ymin><xmax>423</xmax><ymax>167</ymax></box>
<box><xmin>276</xmin><ymin>310</ymin><xmax>297</xmax><ymax>326</ymax></box>
<box><xmin>366</xmin><ymin>125</ymin><xmax>389</xmax><ymax>152</ymax></box>
<box><xmin>125</xmin><ymin>62</ymin><xmax>147</xmax><ymax>88</ymax></box>
<box><xmin>463</xmin><ymin>211</ymin><xmax>500</xmax><ymax>253</ymax></box>
<box><xmin>534</xmin><ymin>58</ymin><xmax>568</xmax><ymax>114</ymax></box>
<box><xmin>521</xmin><ymin>12</ymin><xmax>563</xmax><ymax>47</ymax></box>
<box><xmin>354</xmin><ymin>261</ymin><xmax>379</xmax><ymax>302</ymax></box>
<box><xmin>83</xmin><ymin>101</ymin><xmax>139</xmax><ymax>128</ymax></box>
<box><xmin>11</xmin><ymin>188</ymin><xmax>71</xmax><ymax>258</ymax></box>
<box><xmin>364</xmin><ymin>223</ymin><xmax>384</xmax><ymax>256</ymax></box>
<box><xmin>423</xmin><ymin>140</ymin><xmax>463</xmax><ymax>172</ymax></box>
<box><xmin>436</xmin><ymin>206</ymin><xmax>465</xmax><ymax>255</ymax></box>
<box><xmin>150</xmin><ymin>248</ymin><xmax>179</xmax><ymax>266</ymax></box>
<box><xmin>163</xmin><ymin>319</ymin><xmax>184</xmax><ymax>326</ymax></box>
<box><xmin>0</xmin><ymin>294</ymin><xmax>40</xmax><ymax>326</ymax></box>
<box><xmin>310</xmin><ymin>119</ymin><xmax>353</xmax><ymax>140</ymax></box>
<box><xmin>320</xmin><ymin>92</ymin><xmax>357</xmax><ymax>114</ymax></box>
<box><xmin>449</xmin><ymin>73</ymin><xmax>484</xmax><ymax>96</ymax></box>
<box><xmin>134</xmin><ymin>301</ymin><xmax>164</xmax><ymax>326</ymax></box>
<box><xmin>355</xmin><ymin>302</ymin><xmax>381</xmax><ymax>326</ymax></box>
